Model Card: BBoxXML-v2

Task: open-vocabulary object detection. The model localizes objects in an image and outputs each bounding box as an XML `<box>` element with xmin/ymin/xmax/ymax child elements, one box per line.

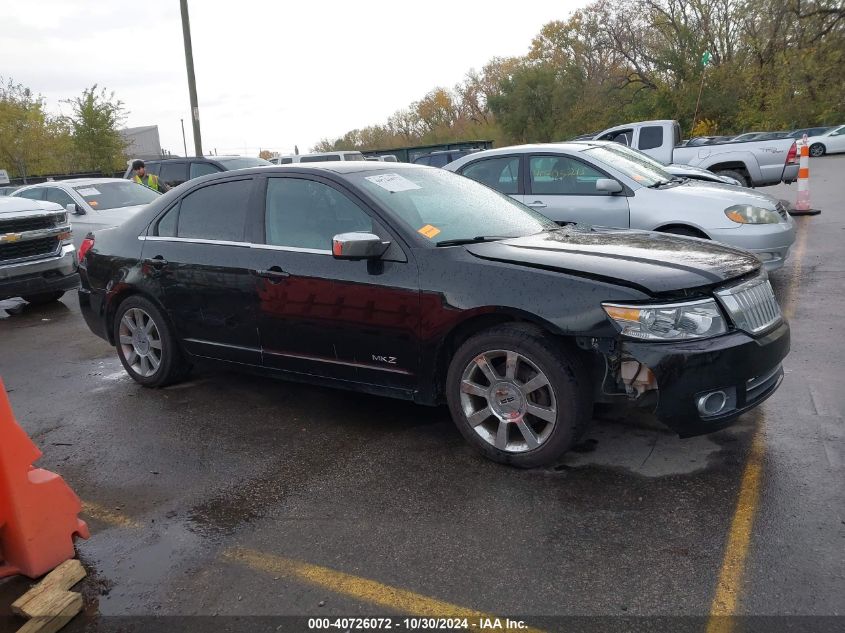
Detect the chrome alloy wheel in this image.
<box><xmin>459</xmin><ymin>349</ymin><xmax>557</xmax><ymax>453</ymax></box>
<box><xmin>118</xmin><ymin>307</ymin><xmax>163</xmax><ymax>378</ymax></box>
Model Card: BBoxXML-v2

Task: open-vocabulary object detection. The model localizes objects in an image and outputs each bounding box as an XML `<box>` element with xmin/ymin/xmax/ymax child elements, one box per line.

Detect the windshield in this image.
<box><xmin>73</xmin><ymin>181</ymin><xmax>160</xmax><ymax>210</ymax></box>
<box><xmin>583</xmin><ymin>144</ymin><xmax>673</xmax><ymax>187</ymax></box>
<box><xmin>216</xmin><ymin>157</ymin><xmax>273</xmax><ymax>169</ymax></box>
<box><xmin>350</xmin><ymin>168</ymin><xmax>557</xmax><ymax>245</ymax></box>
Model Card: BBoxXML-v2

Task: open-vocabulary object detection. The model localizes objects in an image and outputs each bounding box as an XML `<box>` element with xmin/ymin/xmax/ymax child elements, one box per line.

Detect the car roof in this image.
<box><xmin>17</xmin><ymin>177</ymin><xmax>128</xmax><ymax>189</ymax></box>
<box><xmin>0</xmin><ymin>196</ymin><xmax>63</xmax><ymax>213</ymax></box>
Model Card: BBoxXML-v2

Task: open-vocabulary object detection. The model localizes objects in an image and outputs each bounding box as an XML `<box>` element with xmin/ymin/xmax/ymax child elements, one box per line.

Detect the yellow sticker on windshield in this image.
<box><xmin>88</xmin><ymin>200</ymin><xmax>98</xmax><ymax>206</ymax></box>
<box><xmin>418</xmin><ymin>224</ymin><xmax>441</xmax><ymax>239</ymax></box>
<box><xmin>632</xmin><ymin>174</ymin><xmax>645</xmax><ymax>181</ymax></box>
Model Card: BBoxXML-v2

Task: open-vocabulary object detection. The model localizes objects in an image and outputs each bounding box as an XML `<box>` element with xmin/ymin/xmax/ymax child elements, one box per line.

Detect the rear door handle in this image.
<box><xmin>142</xmin><ymin>256</ymin><xmax>168</xmax><ymax>268</ymax></box>
<box><xmin>527</xmin><ymin>201</ymin><xmax>547</xmax><ymax>209</ymax></box>
<box><xmin>251</xmin><ymin>266</ymin><xmax>290</xmax><ymax>283</ymax></box>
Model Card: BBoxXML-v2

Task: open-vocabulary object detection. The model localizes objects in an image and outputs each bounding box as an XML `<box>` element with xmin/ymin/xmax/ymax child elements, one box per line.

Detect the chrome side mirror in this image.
<box><xmin>596</xmin><ymin>178</ymin><xmax>623</xmax><ymax>194</ymax></box>
<box><xmin>332</xmin><ymin>232</ymin><xmax>389</xmax><ymax>260</ymax></box>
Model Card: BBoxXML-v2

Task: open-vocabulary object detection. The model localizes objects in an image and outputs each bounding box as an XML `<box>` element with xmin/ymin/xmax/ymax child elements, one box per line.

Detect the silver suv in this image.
<box><xmin>0</xmin><ymin>197</ymin><xmax>78</xmax><ymax>304</ymax></box>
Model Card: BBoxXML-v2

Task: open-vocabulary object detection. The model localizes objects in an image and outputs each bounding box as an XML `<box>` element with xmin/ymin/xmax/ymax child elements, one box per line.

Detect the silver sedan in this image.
<box><xmin>445</xmin><ymin>142</ymin><xmax>795</xmax><ymax>271</ymax></box>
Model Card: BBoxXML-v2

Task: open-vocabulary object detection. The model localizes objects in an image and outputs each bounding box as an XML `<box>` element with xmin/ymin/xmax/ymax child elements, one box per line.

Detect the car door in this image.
<box><xmin>140</xmin><ymin>177</ymin><xmax>262</xmax><ymax>365</ymax></box>
<box><xmin>826</xmin><ymin>126</ymin><xmax>845</xmax><ymax>152</ymax></box>
<box><xmin>523</xmin><ymin>154</ymin><xmax>630</xmax><ymax>227</ymax></box>
<box><xmin>251</xmin><ymin>174</ymin><xmax>421</xmax><ymax>391</ymax></box>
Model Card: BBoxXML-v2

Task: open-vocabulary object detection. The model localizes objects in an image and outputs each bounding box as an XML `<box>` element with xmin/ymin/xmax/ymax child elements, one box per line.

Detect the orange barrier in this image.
<box><xmin>791</xmin><ymin>134</ymin><xmax>821</xmax><ymax>216</ymax></box>
<box><xmin>0</xmin><ymin>379</ymin><xmax>89</xmax><ymax>579</ymax></box>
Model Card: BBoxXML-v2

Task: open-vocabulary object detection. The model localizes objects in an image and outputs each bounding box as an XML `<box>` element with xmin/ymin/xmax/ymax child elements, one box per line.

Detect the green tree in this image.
<box><xmin>66</xmin><ymin>85</ymin><xmax>127</xmax><ymax>173</ymax></box>
<box><xmin>0</xmin><ymin>79</ymin><xmax>55</xmax><ymax>181</ymax></box>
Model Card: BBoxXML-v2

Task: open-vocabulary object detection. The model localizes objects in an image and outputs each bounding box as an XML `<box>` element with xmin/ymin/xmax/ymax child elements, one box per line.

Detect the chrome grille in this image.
<box><xmin>715</xmin><ymin>276</ymin><xmax>782</xmax><ymax>334</ymax></box>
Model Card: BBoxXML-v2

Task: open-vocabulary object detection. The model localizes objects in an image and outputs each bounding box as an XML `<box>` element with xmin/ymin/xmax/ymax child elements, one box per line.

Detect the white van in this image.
<box><xmin>269</xmin><ymin>151</ymin><xmax>366</xmax><ymax>165</ymax></box>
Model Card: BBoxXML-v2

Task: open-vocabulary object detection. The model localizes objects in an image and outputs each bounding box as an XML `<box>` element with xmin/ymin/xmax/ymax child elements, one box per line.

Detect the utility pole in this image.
<box><xmin>180</xmin><ymin>118</ymin><xmax>188</xmax><ymax>157</ymax></box>
<box><xmin>180</xmin><ymin>0</ymin><xmax>203</xmax><ymax>157</ymax></box>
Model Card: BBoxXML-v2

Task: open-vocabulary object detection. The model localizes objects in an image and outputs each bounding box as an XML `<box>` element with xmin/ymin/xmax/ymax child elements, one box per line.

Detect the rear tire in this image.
<box><xmin>715</xmin><ymin>169</ymin><xmax>749</xmax><ymax>187</ymax></box>
<box><xmin>809</xmin><ymin>143</ymin><xmax>825</xmax><ymax>158</ymax></box>
<box><xmin>114</xmin><ymin>295</ymin><xmax>190</xmax><ymax>387</ymax></box>
<box><xmin>445</xmin><ymin>324</ymin><xmax>591</xmax><ymax>468</ymax></box>
<box><xmin>22</xmin><ymin>291</ymin><xmax>64</xmax><ymax>305</ymax></box>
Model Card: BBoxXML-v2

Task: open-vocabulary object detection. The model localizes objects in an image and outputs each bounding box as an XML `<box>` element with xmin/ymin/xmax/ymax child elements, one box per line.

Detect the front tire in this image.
<box><xmin>114</xmin><ymin>295</ymin><xmax>190</xmax><ymax>387</ymax></box>
<box><xmin>22</xmin><ymin>291</ymin><xmax>64</xmax><ymax>305</ymax></box>
<box><xmin>446</xmin><ymin>324</ymin><xmax>591</xmax><ymax>468</ymax></box>
<box><xmin>809</xmin><ymin>143</ymin><xmax>825</xmax><ymax>157</ymax></box>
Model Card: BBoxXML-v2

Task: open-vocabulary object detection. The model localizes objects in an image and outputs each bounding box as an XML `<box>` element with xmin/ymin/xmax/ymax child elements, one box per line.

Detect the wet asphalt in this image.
<box><xmin>0</xmin><ymin>157</ymin><xmax>843</xmax><ymax>630</ymax></box>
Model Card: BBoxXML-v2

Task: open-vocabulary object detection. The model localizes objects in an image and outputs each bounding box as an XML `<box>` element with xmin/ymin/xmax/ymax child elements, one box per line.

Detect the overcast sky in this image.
<box><xmin>4</xmin><ymin>0</ymin><xmax>588</xmax><ymax>156</ymax></box>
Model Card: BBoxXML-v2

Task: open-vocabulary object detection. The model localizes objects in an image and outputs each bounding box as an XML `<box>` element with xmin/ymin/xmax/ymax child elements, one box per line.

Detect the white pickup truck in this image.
<box><xmin>592</xmin><ymin>120</ymin><xmax>799</xmax><ymax>187</ymax></box>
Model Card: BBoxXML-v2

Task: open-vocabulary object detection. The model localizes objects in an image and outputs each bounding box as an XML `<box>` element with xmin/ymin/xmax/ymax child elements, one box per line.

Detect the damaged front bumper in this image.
<box><xmin>619</xmin><ymin>320</ymin><xmax>790</xmax><ymax>436</ymax></box>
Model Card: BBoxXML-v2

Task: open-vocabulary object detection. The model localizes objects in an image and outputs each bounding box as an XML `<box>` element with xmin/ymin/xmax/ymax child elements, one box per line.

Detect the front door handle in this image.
<box><xmin>252</xmin><ymin>266</ymin><xmax>290</xmax><ymax>283</ymax></box>
<box><xmin>142</xmin><ymin>255</ymin><xmax>168</xmax><ymax>268</ymax></box>
<box><xmin>527</xmin><ymin>201</ymin><xmax>547</xmax><ymax>209</ymax></box>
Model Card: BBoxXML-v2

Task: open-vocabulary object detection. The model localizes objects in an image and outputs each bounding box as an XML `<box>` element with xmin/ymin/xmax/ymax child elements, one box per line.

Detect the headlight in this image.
<box><xmin>724</xmin><ymin>204</ymin><xmax>781</xmax><ymax>224</ymax></box>
<box><xmin>603</xmin><ymin>299</ymin><xmax>727</xmax><ymax>340</ymax></box>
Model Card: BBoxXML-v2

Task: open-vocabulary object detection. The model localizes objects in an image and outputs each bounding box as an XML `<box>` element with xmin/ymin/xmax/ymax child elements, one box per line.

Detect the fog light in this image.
<box><xmin>697</xmin><ymin>391</ymin><xmax>728</xmax><ymax>416</ymax></box>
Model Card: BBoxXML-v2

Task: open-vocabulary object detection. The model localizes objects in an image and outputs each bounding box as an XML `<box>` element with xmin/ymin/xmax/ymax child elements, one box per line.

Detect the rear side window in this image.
<box><xmin>279</xmin><ymin>157</ymin><xmax>293</xmax><ymax>164</ymax></box>
<box><xmin>299</xmin><ymin>155</ymin><xmax>336</xmax><ymax>163</ymax></box>
<box><xmin>460</xmin><ymin>156</ymin><xmax>520</xmax><ymax>195</ymax></box>
<box><xmin>16</xmin><ymin>188</ymin><xmax>46</xmax><ymax>201</ymax></box>
<box><xmin>190</xmin><ymin>162</ymin><xmax>222</xmax><ymax>179</ymax></box>
<box><xmin>414</xmin><ymin>156</ymin><xmax>432</xmax><ymax>166</ymax></box>
<box><xmin>638</xmin><ymin>126</ymin><xmax>663</xmax><ymax>150</ymax></box>
<box><xmin>172</xmin><ymin>179</ymin><xmax>252</xmax><ymax>242</ymax></box>
<box><xmin>159</xmin><ymin>162</ymin><xmax>188</xmax><ymax>187</ymax></box>
<box><xmin>428</xmin><ymin>154</ymin><xmax>450</xmax><ymax>168</ymax></box>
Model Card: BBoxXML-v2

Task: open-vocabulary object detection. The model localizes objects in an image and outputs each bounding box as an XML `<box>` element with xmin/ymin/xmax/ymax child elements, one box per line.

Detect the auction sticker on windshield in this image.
<box><xmin>417</xmin><ymin>224</ymin><xmax>441</xmax><ymax>239</ymax></box>
<box><xmin>364</xmin><ymin>173</ymin><xmax>421</xmax><ymax>193</ymax></box>
<box><xmin>76</xmin><ymin>187</ymin><xmax>101</xmax><ymax>196</ymax></box>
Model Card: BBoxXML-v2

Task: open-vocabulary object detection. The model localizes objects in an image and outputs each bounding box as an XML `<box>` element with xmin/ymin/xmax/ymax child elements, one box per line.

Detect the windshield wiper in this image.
<box><xmin>435</xmin><ymin>236</ymin><xmax>510</xmax><ymax>247</ymax></box>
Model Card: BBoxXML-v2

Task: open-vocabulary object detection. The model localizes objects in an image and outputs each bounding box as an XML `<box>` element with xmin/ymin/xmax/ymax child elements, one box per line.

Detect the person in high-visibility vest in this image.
<box><xmin>131</xmin><ymin>160</ymin><xmax>167</xmax><ymax>192</ymax></box>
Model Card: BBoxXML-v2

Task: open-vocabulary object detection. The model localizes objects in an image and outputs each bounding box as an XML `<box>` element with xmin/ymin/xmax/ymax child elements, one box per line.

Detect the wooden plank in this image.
<box><xmin>11</xmin><ymin>560</ymin><xmax>85</xmax><ymax>617</ymax></box>
<box><xmin>20</xmin><ymin>590</ymin><xmax>82</xmax><ymax>618</ymax></box>
<box><xmin>15</xmin><ymin>592</ymin><xmax>82</xmax><ymax>633</ymax></box>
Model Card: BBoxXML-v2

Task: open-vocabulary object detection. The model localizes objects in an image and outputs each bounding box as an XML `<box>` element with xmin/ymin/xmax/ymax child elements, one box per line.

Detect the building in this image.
<box><xmin>120</xmin><ymin>125</ymin><xmax>164</xmax><ymax>160</ymax></box>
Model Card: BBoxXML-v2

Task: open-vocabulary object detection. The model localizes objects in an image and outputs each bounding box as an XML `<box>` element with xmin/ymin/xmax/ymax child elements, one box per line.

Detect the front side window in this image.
<box><xmin>528</xmin><ymin>155</ymin><xmax>606</xmax><ymax>195</ymax></box>
<box><xmin>460</xmin><ymin>156</ymin><xmax>520</xmax><ymax>195</ymax></box>
<box><xmin>190</xmin><ymin>162</ymin><xmax>222</xmax><ymax>178</ymax></box>
<box><xmin>175</xmin><ymin>179</ymin><xmax>252</xmax><ymax>241</ymax></box>
<box><xmin>342</xmin><ymin>153</ymin><xmax>365</xmax><ymax>161</ymax></box>
<box><xmin>72</xmin><ymin>182</ymin><xmax>159</xmax><ymax>210</ymax></box>
<box><xmin>45</xmin><ymin>188</ymin><xmax>76</xmax><ymax>207</ymax></box>
<box><xmin>265</xmin><ymin>178</ymin><xmax>372</xmax><ymax>251</ymax></box>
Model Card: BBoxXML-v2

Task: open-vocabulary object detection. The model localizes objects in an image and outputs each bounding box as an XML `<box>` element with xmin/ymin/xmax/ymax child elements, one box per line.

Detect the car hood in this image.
<box><xmin>464</xmin><ymin>227</ymin><xmax>761</xmax><ymax>295</ymax></box>
<box><xmin>661</xmin><ymin>179</ymin><xmax>780</xmax><ymax>208</ymax></box>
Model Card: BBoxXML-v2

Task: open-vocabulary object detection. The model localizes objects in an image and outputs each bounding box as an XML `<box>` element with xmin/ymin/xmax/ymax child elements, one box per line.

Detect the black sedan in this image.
<box><xmin>78</xmin><ymin>163</ymin><xmax>789</xmax><ymax>467</ymax></box>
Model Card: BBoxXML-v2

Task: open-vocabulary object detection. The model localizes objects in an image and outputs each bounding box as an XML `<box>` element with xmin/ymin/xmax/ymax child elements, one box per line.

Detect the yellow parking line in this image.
<box><xmin>706</xmin><ymin>216</ymin><xmax>810</xmax><ymax>632</ymax></box>
<box><xmin>81</xmin><ymin>500</ymin><xmax>142</xmax><ymax>529</ymax></box>
<box><xmin>224</xmin><ymin>548</ymin><xmax>546</xmax><ymax>633</ymax></box>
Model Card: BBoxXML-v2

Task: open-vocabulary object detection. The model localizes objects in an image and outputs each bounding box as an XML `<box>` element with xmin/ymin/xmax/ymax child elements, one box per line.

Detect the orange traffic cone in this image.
<box><xmin>790</xmin><ymin>134</ymin><xmax>821</xmax><ymax>216</ymax></box>
<box><xmin>0</xmin><ymin>379</ymin><xmax>89</xmax><ymax>579</ymax></box>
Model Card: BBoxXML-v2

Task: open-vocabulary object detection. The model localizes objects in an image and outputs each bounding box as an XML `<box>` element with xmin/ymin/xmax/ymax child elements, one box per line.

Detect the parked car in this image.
<box><xmin>123</xmin><ymin>155</ymin><xmax>273</xmax><ymax>189</ymax></box>
<box><xmin>665</xmin><ymin>164</ymin><xmax>742</xmax><ymax>186</ymax></box>
<box><xmin>445</xmin><ymin>142</ymin><xmax>795</xmax><ymax>270</ymax></box>
<box><xmin>591</xmin><ymin>120</ymin><xmax>799</xmax><ymax>187</ymax></box>
<box><xmin>0</xmin><ymin>186</ymin><xmax>21</xmax><ymax>196</ymax></box>
<box><xmin>803</xmin><ymin>124</ymin><xmax>845</xmax><ymax>157</ymax></box>
<box><xmin>78</xmin><ymin>163</ymin><xmax>789</xmax><ymax>467</ymax></box>
<box><xmin>0</xmin><ymin>196</ymin><xmax>78</xmax><ymax>304</ymax></box>
<box><xmin>412</xmin><ymin>149</ymin><xmax>480</xmax><ymax>168</ymax></box>
<box><xmin>270</xmin><ymin>151</ymin><xmax>366</xmax><ymax>164</ymax></box>
<box><xmin>13</xmin><ymin>179</ymin><xmax>160</xmax><ymax>247</ymax></box>
<box><xmin>787</xmin><ymin>126</ymin><xmax>833</xmax><ymax>140</ymax></box>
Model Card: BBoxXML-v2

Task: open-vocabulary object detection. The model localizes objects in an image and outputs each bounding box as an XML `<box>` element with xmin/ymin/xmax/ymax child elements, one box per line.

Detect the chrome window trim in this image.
<box><xmin>139</xmin><ymin>235</ymin><xmax>331</xmax><ymax>255</ymax></box>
